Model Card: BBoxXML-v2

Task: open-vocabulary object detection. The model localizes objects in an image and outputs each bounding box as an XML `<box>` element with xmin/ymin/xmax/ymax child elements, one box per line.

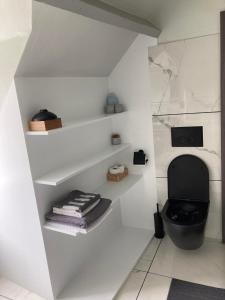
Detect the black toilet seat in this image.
<box><xmin>165</xmin><ymin>199</ymin><xmax>209</xmax><ymax>226</ymax></box>
<box><xmin>161</xmin><ymin>155</ymin><xmax>210</xmax><ymax>250</ymax></box>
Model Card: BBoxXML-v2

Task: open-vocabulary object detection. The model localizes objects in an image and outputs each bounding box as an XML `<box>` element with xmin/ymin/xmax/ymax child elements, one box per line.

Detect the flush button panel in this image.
<box><xmin>171</xmin><ymin>126</ymin><xmax>203</xmax><ymax>147</ymax></box>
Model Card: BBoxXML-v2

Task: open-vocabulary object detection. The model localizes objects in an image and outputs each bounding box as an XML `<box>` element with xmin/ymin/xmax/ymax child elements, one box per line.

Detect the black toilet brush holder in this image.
<box><xmin>154</xmin><ymin>204</ymin><xmax>165</xmax><ymax>239</ymax></box>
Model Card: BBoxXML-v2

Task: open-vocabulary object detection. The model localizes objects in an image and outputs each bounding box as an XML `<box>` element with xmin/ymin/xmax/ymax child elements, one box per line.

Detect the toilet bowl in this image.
<box><xmin>161</xmin><ymin>155</ymin><xmax>209</xmax><ymax>250</ymax></box>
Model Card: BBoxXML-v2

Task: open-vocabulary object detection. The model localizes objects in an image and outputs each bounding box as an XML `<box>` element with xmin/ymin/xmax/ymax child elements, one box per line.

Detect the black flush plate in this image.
<box><xmin>171</xmin><ymin>126</ymin><xmax>203</xmax><ymax>147</ymax></box>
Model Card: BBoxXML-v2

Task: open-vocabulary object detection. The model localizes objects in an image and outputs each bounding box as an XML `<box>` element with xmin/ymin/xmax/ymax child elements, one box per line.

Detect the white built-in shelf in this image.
<box><xmin>44</xmin><ymin>174</ymin><xmax>142</xmax><ymax>236</ymax></box>
<box><xmin>26</xmin><ymin>112</ymin><xmax>127</xmax><ymax>136</ymax></box>
<box><xmin>58</xmin><ymin>226</ymin><xmax>153</xmax><ymax>300</ymax></box>
<box><xmin>35</xmin><ymin>143</ymin><xmax>131</xmax><ymax>186</ymax></box>
<box><xmin>95</xmin><ymin>174</ymin><xmax>142</xmax><ymax>206</ymax></box>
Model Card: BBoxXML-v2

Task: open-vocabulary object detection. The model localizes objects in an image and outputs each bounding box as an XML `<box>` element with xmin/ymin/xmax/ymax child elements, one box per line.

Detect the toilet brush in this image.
<box><xmin>154</xmin><ymin>204</ymin><xmax>165</xmax><ymax>239</ymax></box>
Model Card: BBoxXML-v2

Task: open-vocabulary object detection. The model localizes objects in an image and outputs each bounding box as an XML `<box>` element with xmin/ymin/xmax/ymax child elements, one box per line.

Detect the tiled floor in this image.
<box><xmin>116</xmin><ymin>235</ymin><xmax>225</xmax><ymax>300</ymax></box>
<box><xmin>1</xmin><ymin>236</ymin><xmax>225</xmax><ymax>300</ymax></box>
<box><xmin>0</xmin><ymin>278</ymin><xmax>44</xmax><ymax>300</ymax></box>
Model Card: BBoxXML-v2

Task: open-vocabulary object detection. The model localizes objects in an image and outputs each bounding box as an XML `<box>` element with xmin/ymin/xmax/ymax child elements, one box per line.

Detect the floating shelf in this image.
<box><xmin>26</xmin><ymin>112</ymin><xmax>127</xmax><ymax>136</ymax></box>
<box><xmin>58</xmin><ymin>227</ymin><xmax>153</xmax><ymax>300</ymax></box>
<box><xmin>44</xmin><ymin>174</ymin><xmax>142</xmax><ymax>236</ymax></box>
<box><xmin>95</xmin><ymin>174</ymin><xmax>142</xmax><ymax>206</ymax></box>
<box><xmin>35</xmin><ymin>143</ymin><xmax>131</xmax><ymax>186</ymax></box>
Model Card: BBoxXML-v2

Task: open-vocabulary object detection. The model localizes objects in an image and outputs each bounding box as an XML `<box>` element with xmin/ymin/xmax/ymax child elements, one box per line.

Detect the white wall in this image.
<box><xmin>0</xmin><ymin>82</ymin><xmax>53</xmax><ymax>299</ymax></box>
<box><xmin>0</xmin><ymin>0</ymin><xmax>31</xmax><ymax>41</ymax></box>
<box><xmin>15</xmin><ymin>77</ymin><xmax>108</xmax><ymax>132</ymax></box>
<box><xmin>16</xmin><ymin>1</ymin><xmax>137</xmax><ymax>77</ymax></box>
<box><xmin>0</xmin><ymin>1</ymin><xmax>54</xmax><ymax>298</ymax></box>
<box><xmin>158</xmin><ymin>0</ymin><xmax>225</xmax><ymax>43</ymax></box>
<box><xmin>0</xmin><ymin>0</ymin><xmax>31</xmax><ymax>109</ymax></box>
<box><xmin>109</xmin><ymin>34</ymin><xmax>158</xmax><ymax>230</ymax></box>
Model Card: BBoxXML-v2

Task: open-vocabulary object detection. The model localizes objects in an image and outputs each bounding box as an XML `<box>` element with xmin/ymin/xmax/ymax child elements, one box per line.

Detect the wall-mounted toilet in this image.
<box><xmin>161</xmin><ymin>154</ymin><xmax>209</xmax><ymax>250</ymax></box>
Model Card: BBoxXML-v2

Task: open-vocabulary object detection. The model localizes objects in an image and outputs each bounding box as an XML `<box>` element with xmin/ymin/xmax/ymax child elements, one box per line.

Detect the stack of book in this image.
<box><xmin>45</xmin><ymin>190</ymin><xmax>111</xmax><ymax>234</ymax></box>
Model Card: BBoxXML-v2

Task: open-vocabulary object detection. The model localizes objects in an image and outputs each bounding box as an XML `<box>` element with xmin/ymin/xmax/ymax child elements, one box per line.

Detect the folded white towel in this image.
<box><xmin>54</xmin><ymin>199</ymin><xmax>101</xmax><ymax>218</ymax></box>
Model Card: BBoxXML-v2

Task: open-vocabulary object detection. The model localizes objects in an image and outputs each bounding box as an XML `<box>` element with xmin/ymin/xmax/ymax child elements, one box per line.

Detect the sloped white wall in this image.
<box><xmin>16</xmin><ymin>1</ymin><xmax>137</xmax><ymax>77</ymax></box>
<box><xmin>109</xmin><ymin>34</ymin><xmax>158</xmax><ymax>230</ymax></box>
<box><xmin>0</xmin><ymin>82</ymin><xmax>53</xmax><ymax>299</ymax></box>
<box><xmin>0</xmin><ymin>0</ymin><xmax>31</xmax><ymax>108</ymax></box>
<box><xmin>0</xmin><ymin>0</ymin><xmax>31</xmax><ymax>40</ymax></box>
<box><xmin>0</xmin><ymin>1</ymin><xmax>54</xmax><ymax>299</ymax></box>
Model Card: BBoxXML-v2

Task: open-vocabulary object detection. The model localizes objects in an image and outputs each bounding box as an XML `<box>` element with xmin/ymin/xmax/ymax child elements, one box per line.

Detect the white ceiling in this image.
<box><xmin>16</xmin><ymin>1</ymin><xmax>138</xmax><ymax>77</ymax></box>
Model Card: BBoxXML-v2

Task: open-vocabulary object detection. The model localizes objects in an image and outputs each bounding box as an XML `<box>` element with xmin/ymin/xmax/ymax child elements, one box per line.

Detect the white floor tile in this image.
<box><xmin>0</xmin><ymin>278</ymin><xmax>29</xmax><ymax>300</ymax></box>
<box><xmin>115</xmin><ymin>270</ymin><xmax>146</xmax><ymax>300</ymax></box>
<box><xmin>134</xmin><ymin>238</ymin><xmax>161</xmax><ymax>272</ymax></box>
<box><xmin>150</xmin><ymin>236</ymin><xmax>225</xmax><ymax>288</ymax></box>
<box><xmin>134</xmin><ymin>258</ymin><xmax>152</xmax><ymax>272</ymax></box>
<box><xmin>138</xmin><ymin>274</ymin><xmax>171</xmax><ymax>300</ymax></box>
<box><xmin>22</xmin><ymin>293</ymin><xmax>45</xmax><ymax>300</ymax></box>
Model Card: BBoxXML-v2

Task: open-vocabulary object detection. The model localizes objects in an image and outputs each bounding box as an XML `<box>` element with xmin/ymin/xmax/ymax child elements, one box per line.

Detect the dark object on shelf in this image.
<box><xmin>104</xmin><ymin>104</ymin><xmax>115</xmax><ymax>114</ymax></box>
<box><xmin>115</xmin><ymin>103</ymin><xmax>124</xmax><ymax>113</ymax></box>
<box><xmin>171</xmin><ymin>126</ymin><xmax>203</xmax><ymax>147</ymax></box>
<box><xmin>29</xmin><ymin>119</ymin><xmax>62</xmax><ymax>131</ymax></box>
<box><xmin>154</xmin><ymin>204</ymin><xmax>165</xmax><ymax>239</ymax></box>
<box><xmin>111</xmin><ymin>133</ymin><xmax>121</xmax><ymax>145</ymax></box>
<box><xmin>133</xmin><ymin>150</ymin><xmax>148</xmax><ymax>165</ymax></box>
<box><xmin>32</xmin><ymin>109</ymin><xmax>58</xmax><ymax>121</ymax></box>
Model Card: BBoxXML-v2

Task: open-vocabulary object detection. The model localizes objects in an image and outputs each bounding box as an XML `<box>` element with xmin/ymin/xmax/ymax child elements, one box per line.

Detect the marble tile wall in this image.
<box><xmin>149</xmin><ymin>34</ymin><xmax>222</xmax><ymax>240</ymax></box>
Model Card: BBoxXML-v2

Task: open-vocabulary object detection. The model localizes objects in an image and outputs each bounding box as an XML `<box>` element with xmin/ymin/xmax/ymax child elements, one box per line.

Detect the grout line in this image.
<box><xmin>133</xmin><ymin>269</ymin><xmax>148</xmax><ymax>274</ymax></box>
<box><xmin>148</xmin><ymin>271</ymin><xmax>172</xmax><ymax>279</ymax></box>
<box><xmin>136</xmin><ymin>239</ymin><xmax>162</xmax><ymax>299</ymax></box>
<box><xmin>157</xmin><ymin>32</ymin><xmax>219</xmax><ymax>45</ymax></box>
<box><xmin>0</xmin><ymin>295</ymin><xmax>14</xmax><ymax>300</ymax></box>
<box><xmin>153</xmin><ymin>111</ymin><xmax>221</xmax><ymax>117</ymax></box>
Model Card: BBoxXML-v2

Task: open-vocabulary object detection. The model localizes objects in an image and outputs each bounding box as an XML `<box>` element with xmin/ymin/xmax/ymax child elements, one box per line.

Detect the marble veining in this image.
<box><xmin>149</xmin><ymin>34</ymin><xmax>222</xmax><ymax>239</ymax></box>
<box><xmin>196</xmin><ymin>147</ymin><xmax>220</xmax><ymax>158</ymax></box>
<box><xmin>149</xmin><ymin>34</ymin><xmax>220</xmax><ymax>115</ymax></box>
<box><xmin>154</xmin><ymin>115</ymin><xmax>221</xmax><ymax>159</ymax></box>
<box><xmin>153</xmin><ymin>113</ymin><xmax>221</xmax><ymax>180</ymax></box>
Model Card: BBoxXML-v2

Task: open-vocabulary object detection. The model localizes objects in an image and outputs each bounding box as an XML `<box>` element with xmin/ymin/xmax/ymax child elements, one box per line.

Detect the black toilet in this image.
<box><xmin>161</xmin><ymin>154</ymin><xmax>209</xmax><ymax>250</ymax></box>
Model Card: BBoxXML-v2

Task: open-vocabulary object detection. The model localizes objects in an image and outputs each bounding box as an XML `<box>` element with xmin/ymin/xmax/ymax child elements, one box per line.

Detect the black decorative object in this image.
<box><xmin>171</xmin><ymin>126</ymin><xmax>203</xmax><ymax>147</ymax></box>
<box><xmin>32</xmin><ymin>109</ymin><xmax>58</xmax><ymax>121</ymax></box>
<box><xmin>133</xmin><ymin>150</ymin><xmax>148</xmax><ymax>165</ymax></box>
<box><xmin>154</xmin><ymin>204</ymin><xmax>164</xmax><ymax>239</ymax></box>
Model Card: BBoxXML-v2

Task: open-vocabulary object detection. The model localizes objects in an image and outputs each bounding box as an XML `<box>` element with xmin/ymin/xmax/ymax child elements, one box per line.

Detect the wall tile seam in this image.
<box><xmin>158</xmin><ymin>32</ymin><xmax>220</xmax><ymax>46</ymax></box>
<box><xmin>152</xmin><ymin>111</ymin><xmax>221</xmax><ymax>117</ymax></box>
